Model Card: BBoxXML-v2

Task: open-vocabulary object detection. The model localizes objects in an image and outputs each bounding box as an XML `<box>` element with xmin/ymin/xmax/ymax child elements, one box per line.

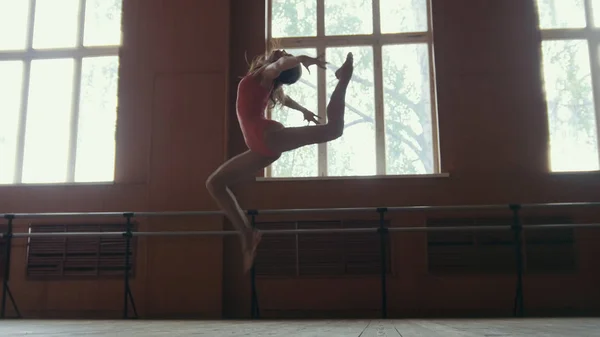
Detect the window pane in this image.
<box><xmin>0</xmin><ymin>0</ymin><xmax>30</xmax><ymax>50</ymax></box>
<box><xmin>83</xmin><ymin>0</ymin><xmax>122</xmax><ymax>46</ymax></box>
<box><xmin>22</xmin><ymin>59</ymin><xmax>74</xmax><ymax>183</ymax></box>
<box><xmin>326</xmin><ymin>46</ymin><xmax>375</xmax><ymax>176</ymax></box>
<box><xmin>325</xmin><ymin>0</ymin><xmax>373</xmax><ymax>36</ymax></box>
<box><xmin>380</xmin><ymin>0</ymin><xmax>428</xmax><ymax>34</ymax></box>
<box><xmin>270</xmin><ymin>48</ymin><xmax>319</xmax><ymax>177</ymax></box>
<box><xmin>592</xmin><ymin>0</ymin><xmax>600</xmax><ymax>27</ymax></box>
<box><xmin>383</xmin><ymin>44</ymin><xmax>434</xmax><ymax>175</ymax></box>
<box><xmin>271</xmin><ymin>0</ymin><xmax>317</xmax><ymax>38</ymax></box>
<box><xmin>540</xmin><ymin>40</ymin><xmax>599</xmax><ymax>172</ymax></box>
<box><xmin>0</xmin><ymin>61</ymin><xmax>24</xmax><ymax>183</ymax></box>
<box><xmin>535</xmin><ymin>0</ymin><xmax>586</xmax><ymax>29</ymax></box>
<box><xmin>75</xmin><ymin>57</ymin><xmax>119</xmax><ymax>182</ymax></box>
<box><xmin>33</xmin><ymin>0</ymin><xmax>80</xmax><ymax>49</ymax></box>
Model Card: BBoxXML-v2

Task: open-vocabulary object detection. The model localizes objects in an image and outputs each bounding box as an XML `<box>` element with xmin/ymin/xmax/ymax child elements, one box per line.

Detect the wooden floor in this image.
<box><xmin>0</xmin><ymin>318</ymin><xmax>598</xmax><ymax>336</ymax></box>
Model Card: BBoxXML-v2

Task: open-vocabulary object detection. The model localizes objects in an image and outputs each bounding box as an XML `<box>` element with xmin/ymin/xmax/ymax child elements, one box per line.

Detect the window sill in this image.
<box><xmin>549</xmin><ymin>170</ymin><xmax>600</xmax><ymax>176</ymax></box>
<box><xmin>256</xmin><ymin>173</ymin><xmax>450</xmax><ymax>182</ymax></box>
<box><xmin>0</xmin><ymin>181</ymin><xmax>116</xmax><ymax>187</ymax></box>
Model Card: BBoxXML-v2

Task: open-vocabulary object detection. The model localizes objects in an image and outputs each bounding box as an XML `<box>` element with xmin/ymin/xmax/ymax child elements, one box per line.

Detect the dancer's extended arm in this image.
<box><xmin>263</xmin><ymin>54</ymin><xmax>327</xmax><ymax>80</ymax></box>
<box><xmin>283</xmin><ymin>95</ymin><xmax>320</xmax><ymax>124</ymax></box>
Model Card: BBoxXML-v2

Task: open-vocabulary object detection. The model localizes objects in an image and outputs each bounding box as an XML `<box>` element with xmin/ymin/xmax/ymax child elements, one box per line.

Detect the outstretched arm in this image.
<box><xmin>283</xmin><ymin>95</ymin><xmax>320</xmax><ymax>124</ymax></box>
<box><xmin>283</xmin><ymin>95</ymin><xmax>308</xmax><ymax>112</ymax></box>
<box><xmin>263</xmin><ymin>54</ymin><xmax>327</xmax><ymax>81</ymax></box>
<box><xmin>261</xmin><ymin>56</ymin><xmax>301</xmax><ymax>80</ymax></box>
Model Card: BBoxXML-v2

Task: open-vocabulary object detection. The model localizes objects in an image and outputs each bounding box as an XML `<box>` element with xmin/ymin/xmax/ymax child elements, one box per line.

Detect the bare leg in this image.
<box><xmin>264</xmin><ymin>52</ymin><xmax>354</xmax><ymax>153</ymax></box>
<box><xmin>206</xmin><ymin>150</ymin><xmax>279</xmax><ymax>272</ymax></box>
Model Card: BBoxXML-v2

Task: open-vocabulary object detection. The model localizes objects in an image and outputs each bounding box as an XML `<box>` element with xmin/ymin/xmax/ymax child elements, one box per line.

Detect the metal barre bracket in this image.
<box><xmin>249</xmin><ymin>210</ymin><xmax>259</xmax><ymax>319</ymax></box>
<box><xmin>122</xmin><ymin>213</ymin><xmax>137</xmax><ymax>319</ymax></box>
<box><xmin>1</xmin><ymin>214</ymin><xmax>21</xmax><ymax>319</ymax></box>
<box><xmin>510</xmin><ymin>204</ymin><xmax>524</xmax><ymax>318</ymax></box>
<box><xmin>377</xmin><ymin>207</ymin><xmax>388</xmax><ymax>319</ymax></box>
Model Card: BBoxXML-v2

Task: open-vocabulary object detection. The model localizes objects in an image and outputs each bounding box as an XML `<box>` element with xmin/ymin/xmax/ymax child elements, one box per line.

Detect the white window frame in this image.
<box><xmin>538</xmin><ymin>0</ymin><xmax>600</xmax><ymax>169</ymax></box>
<box><xmin>265</xmin><ymin>0</ymin><xmax>439</xmax><ymax>178</ymax></box>
<box><xmin>0</xmin><ymin>0</ymin><xmax>120</xmax><ymax>184</ymax></box>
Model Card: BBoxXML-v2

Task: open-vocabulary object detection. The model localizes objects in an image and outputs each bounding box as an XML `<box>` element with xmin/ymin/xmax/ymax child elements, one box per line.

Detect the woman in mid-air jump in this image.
<box><xmin>206</xmin><ymin>48</ymin><xmax>354</xmax><ymax>271</ymax></box>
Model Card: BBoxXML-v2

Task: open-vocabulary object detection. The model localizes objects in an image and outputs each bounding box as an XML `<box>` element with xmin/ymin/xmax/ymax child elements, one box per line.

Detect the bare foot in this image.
<box><xmin>335</xmin><ymin>52</ymin><xmax>354</xmax><ymax>82</ymax></box>
<box><xmin>243</xmin><ymin>230</ymin><xmax>262</xmax><ymax>273</ymax></box>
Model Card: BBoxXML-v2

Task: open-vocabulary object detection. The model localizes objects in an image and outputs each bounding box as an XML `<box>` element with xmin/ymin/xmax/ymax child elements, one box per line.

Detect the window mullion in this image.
<box><xmin>373</xmin><ymin>0</ymin><xmax>385</xmax><ymax>175</ymax></box>
<box><xmin>540</xmin><ymin>28</ymin><xmax>590</xmax><ymax>40</ymax></box>
<box><xmin>14</xmin><ymin>0</ymin><xmax>37</xmax><ymax>183</ymax></box>
<box><xmin>317</xmin><ymin>43</ymin><xmax>328</xmax><ymax>176</ymax></box>
<box><xmin>15</xmin><ymin>62</ymin><xmax>32</xmax><ymax>184</ymax></box>
<box><xmin>426</xmin><ymin>0</ymin><xmax>440</xmax><ymax>173</ymax></box>
<box><xmin>276</xmin><ymin>33</ymin><xmax>429</xmax><ymax>48</ymax></box>
<box><xmin>67</xmin><ymin>0</ymin><xmax>87</xmax><ymax>182</ymax></box>
<box><xmin>266</xmin><ymin>0</ymin><xmax>273</xmax><ymax>42</ymax></box>
<box><xmin>584</xmin><ymin>0</ymin><xmax>600</xmax><ymax>167</ymax></box>
<box><xmin>372</xmin><ymin>0</ymin><xmax>381</xmax><ymax>36</ymax></box>
<box><xmin>427</xmin><ymin>41</ymin><xmax>440</xmax><ymax>173</ymax></box>
<box><xmin>317</xmin><ymin>0</ymin><xmax>324</xmax><ymax>36</ymax></box>
<box><xmin>585</xmin><ymin>0</ymin><xmax>595</xmax><ymax>28</ymax></box>
<box><xmin>67</xmin><ymin>58</ymin><xmax>83</xmax><ymax>182</ymax></box>
<box><xmin>374</xmin><ymin>43</ymin><xmax>385</xmax><ymax>175</ymax></box>
<box><xmin>317</xmin><ymin>0</ymin><xmax>327</xmax><ymax>176</ymax></box>
<box><xmin>0</xmin><ymin>47</ymin><xmax>119</xmax><ymax>61</ymax></box>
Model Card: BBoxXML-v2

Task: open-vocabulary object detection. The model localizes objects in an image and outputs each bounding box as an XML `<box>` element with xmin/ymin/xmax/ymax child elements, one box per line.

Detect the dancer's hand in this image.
<box><xmin>302</xmin><ymin>109</ymin><xmax>321</xmax><ymax>125</ymax></box>
<box><xmin>298</xmin><ymin>54</ymin><xmax>327</xmax><ymax>74</ymax></box>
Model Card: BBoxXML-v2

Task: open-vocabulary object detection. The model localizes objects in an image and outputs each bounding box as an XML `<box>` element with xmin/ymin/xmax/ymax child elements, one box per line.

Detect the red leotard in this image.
<box><xmin>236</xmin><ymin>74</ymin><xmax>284</xmax><ymax>157</ymax></box>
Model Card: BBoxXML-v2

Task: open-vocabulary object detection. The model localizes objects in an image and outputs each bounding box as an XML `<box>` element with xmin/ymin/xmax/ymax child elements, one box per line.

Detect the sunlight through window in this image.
<box><xmin>267</xmin><ymin>0</ymin><xmax>438</xmax><ymax>178</ymax></box>
<box><xmin>0</xmin><ymin>0</ymin><xmax>122</xmax><ymax>184</ymax></box>
<box><xmin>537</xmin><ymin>0</ymin><xmax>600</xmax><ymax>172</ymax></box>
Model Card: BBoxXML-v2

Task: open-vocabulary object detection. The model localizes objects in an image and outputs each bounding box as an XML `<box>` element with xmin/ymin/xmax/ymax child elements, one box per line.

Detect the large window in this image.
<box><xmin>0</xmin><ymin>0</ymin><xmax>122</xmax><ymax>184</ymax></box>
<box><xmin>266</xmin><ymin>0</ymin><xmax>439</xmax><ymax>178</ymax></box>
<box><xmin>537</xmin><ymin>0</ymin><xmax>600</xmax><ymax>172</ymax></box>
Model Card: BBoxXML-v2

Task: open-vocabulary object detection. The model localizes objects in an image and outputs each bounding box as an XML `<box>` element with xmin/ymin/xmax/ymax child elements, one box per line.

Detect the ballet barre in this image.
<box><xmin>2</xmin><ymin>201</ymin><xmax>600</xmax><ymax>321</ymax></box>
<box><xmin>3</xmin><ymin>222</ymin><xmax>600</xmax><ymax>239</ymax></box>
<box><xmin>3</xmin><ymin>200</ymin><xmax>600</xmax><ymax>219</ymax></box>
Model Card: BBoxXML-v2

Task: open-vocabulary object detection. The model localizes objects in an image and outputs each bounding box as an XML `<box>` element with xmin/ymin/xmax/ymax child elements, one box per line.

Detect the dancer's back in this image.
<box><xmin>236</xmin><ymin>74</ymin><xmax>272</xmax><ymax>122</ymax></box>
<box><xmin>235</xmin><ymin>73</ymin><xmax>283</xmax><ymax>157</ymax></box>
